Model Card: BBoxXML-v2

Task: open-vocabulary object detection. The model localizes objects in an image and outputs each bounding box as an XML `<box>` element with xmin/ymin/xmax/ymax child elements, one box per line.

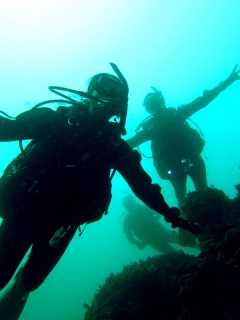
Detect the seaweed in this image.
<box><xmin>84</xmin><ymin>186</ymin><xmax>240</xmax><ymax>320</ymax></box>
<box><xmin>84</xmin><ymin>251</ymin><xmax>195</xmax><ymax>320</ymax></box>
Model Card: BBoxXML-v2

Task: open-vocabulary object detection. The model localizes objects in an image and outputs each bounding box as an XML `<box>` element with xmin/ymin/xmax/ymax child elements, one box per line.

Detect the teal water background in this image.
<box><xmin>0</xmin><ymin>1</ymin><xmax>240</xmax><ymax>319</ymax></box>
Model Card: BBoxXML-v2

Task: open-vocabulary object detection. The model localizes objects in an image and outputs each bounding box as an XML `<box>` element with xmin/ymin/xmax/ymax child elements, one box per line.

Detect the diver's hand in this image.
<box><xmin>228</xmin><ymin>64</ymin><xmax>240</xmax><ymax>81</ymax></box>
<box><xmin>171</xmin><ymin>217</ymin><xmax>203</xmax><ymax>235</ymax></box>
<box><xmin>220</xmin><ymin>64</ymin><xmax>240</xmax><ymax>89</ymax></box>
<box><xmin>164</xmin><ymin>207</ymin><xmax>203</xmax><ymax>235</ymax></box>
<box><xmin>164</xmin><ymin>207</ymin><xmax>181</xmax><ymax>224</ymax></box>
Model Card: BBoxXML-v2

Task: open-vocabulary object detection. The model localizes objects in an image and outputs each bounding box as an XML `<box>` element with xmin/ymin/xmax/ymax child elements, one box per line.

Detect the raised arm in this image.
<box><xmin>178</xmin><ymin>64</ymin><xmax>240</xmax><ymax>119</ymax></box>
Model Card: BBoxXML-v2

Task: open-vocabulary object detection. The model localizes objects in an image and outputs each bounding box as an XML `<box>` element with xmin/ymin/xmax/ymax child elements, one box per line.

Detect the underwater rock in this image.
<box><xmin>84</xmin><ymin>186</ymin><xmax>240</xmax><ymax>320</ymax></box>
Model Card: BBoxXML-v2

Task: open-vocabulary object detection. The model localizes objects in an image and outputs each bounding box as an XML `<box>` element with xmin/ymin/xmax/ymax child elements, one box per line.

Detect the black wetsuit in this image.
<box><xmin>0</xmin><ymin>104</ymin><xmax>169</xmax><ymax>291</ymax></box>
<box><xmin>127</xmin><ymin>85</ymin><xmax>224</xmax><ymax>206</ymax></box>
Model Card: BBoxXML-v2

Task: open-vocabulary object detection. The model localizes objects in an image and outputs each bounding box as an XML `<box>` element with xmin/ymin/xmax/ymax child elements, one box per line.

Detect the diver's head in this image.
<box><xmin>122</xmin><ymin>196</ymin><xmax>138</xmax><ymax>212</ymax></box>
<box><xmin>87</xmin><ymin>73</ymin><xmax>128</xmax><ymax>119</ymax></box>
<box><xmin>143</xmin><ymin>91</ymin><xmax>166</xmax><ymax>114</ymax></box>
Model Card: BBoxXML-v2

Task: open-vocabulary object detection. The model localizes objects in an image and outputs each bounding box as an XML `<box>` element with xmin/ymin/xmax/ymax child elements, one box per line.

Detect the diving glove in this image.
<box><xmin>164</xmin><ymin>207</ymin><xmax>203</xmax><ymax>235</ymax></box>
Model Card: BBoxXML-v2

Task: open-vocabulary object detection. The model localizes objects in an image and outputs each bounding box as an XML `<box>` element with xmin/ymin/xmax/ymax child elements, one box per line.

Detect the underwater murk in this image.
<box><xmin>0</xmin><ymin>1</ymin><xmax>239</xmax><ymax>319</ymax></box>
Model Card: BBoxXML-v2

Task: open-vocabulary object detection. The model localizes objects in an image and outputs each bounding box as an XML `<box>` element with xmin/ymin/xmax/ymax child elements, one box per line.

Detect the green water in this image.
<box><xmin>0</xmin><ymin>1</ymin><xmax>239</xmax><ymax>319</ymax></box>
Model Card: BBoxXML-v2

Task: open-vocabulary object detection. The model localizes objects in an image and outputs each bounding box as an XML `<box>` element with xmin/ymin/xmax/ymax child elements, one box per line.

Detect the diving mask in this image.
<box><xmin>94</xmin><ymin>76</ymin><xmax>128</xmax><ymax>101</ymax></box>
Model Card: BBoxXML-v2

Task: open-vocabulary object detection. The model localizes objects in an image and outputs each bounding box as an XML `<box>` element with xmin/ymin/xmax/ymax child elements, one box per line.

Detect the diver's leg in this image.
<box><xmin>0</xmin><ymin>218</ymin><xmax>32</xmax><ymax>290</ymax></box>
<box><xmin>178</xmin><ymin>156</ymin><xmax>207</xmax><ymax>250</ymax></box>
<box><xmin>0</xmin><ymin>265</ymin><xmax>29</xmax><ymax>320</ymax></box>
<box><xmin>169</xmin><ymin>168</ymin><xmax>187</xmax><ymax>207</ymax></box>
<box><xmin>0</xmin><ymin>224</ymin><xmax>76</xmax><ymax>319</ymax></box>
<box><xmin>22</xmin><ymin>224</ymin><xmax>77</xmax><ymax>291</ymax></box>
<box><xmin>169</xmin><ymin>169</ymin><xmax>197</xmax><ymax>247</ymax></box>
<box><xmin>189</xmin><ymin>155</ymin><xmax>208</xmax><ymax>190</ymax></box>
<box><xmin>0</xmin><ymin>218</ymin><xmax>33</xmax><ymax>320</ymax></box>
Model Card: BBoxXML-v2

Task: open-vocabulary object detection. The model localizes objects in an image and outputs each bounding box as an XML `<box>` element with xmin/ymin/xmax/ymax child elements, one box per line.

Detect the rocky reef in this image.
<box><xmin>84</xmin><ymin>185</ymin><xmax>240</xmax><ymax>320</ymax></box>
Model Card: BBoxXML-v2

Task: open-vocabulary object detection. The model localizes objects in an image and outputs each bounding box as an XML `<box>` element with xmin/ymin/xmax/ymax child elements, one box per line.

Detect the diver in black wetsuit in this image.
<box><xmin>0</xmin><ymin>63</ymin><xmax>201</xmax><ymax>319</ymax></box>
<box><xmin>122</xmin><ymin>196</ymin><xmax>180</xmax><ymax>254</ymax></box>
<box><xmin>127</xmin><ymin>64</ymin><xmax>240</xmax><ymax>207</ymax></box>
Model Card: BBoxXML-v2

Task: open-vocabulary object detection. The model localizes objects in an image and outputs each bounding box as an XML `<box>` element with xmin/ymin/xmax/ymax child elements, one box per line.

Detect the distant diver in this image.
<box><xmin>126</xmin><ymin>64</ymin><xmax>239</xmax><ymax>247</ymax></box>
<box><xmin>127</xmin><ymin>64</ymin><xmax>240</xmax><ymax>207</ymax></box>
<box><xmin>122</xmin><ymin>195</ymin><xmax>180</xmax><ymax>254</ymax></box>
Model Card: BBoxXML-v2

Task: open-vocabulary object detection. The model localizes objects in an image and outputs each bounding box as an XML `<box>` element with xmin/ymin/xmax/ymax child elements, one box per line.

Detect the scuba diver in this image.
<box><xmin>126</xmin><ymin>64</ymin><xmax>240</xmax><ymax>208</ymax></box>
<box><xmin>0</xmin><ymin>63</ymin><xmax>202</xmax><ymax>319</ymax></box>
<box><xmin>122</xmin><ymin>196</ymin><xmax>180</xmax><ymax>254</ymax></box>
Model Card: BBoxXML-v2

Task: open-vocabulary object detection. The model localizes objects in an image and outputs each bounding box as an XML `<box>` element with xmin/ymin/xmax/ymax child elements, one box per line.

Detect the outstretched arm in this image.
<box><xmin>0</xmin><ymin>108</ymin><xmax>60</xmax><ymax>142</ymax></box>
<box><xmin>179</xmin><ymin>64</ymin><xmax>240</xmax><ymax>119</ymax></box>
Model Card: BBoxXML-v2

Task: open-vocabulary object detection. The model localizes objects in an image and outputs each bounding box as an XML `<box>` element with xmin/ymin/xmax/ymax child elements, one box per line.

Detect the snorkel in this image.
<box><xmin>109</xmin><ymin>62</ymin><xmax>128</xmax><ymax>135</ymax></box>
<box><xmin>150</xmin><ymin>86</ymin><xmax>166</xmax><ymax>108</ymax></box>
